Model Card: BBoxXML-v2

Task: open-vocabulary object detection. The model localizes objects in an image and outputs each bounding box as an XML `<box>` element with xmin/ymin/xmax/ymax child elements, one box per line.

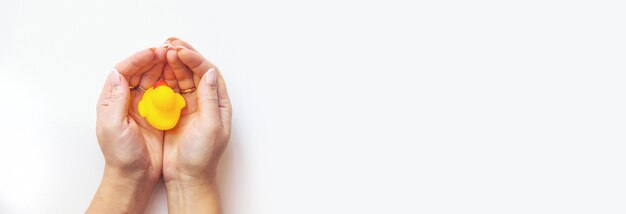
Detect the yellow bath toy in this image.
<box><xmin>138</xmin><ymin>80</ymin><xmax>186</xmax><ymax>130</ymax></box>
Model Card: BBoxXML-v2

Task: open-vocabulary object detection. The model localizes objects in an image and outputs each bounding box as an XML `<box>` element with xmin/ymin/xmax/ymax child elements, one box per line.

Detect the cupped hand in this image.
<box><xmin>161</xmin><ymin>38</ymin><xmax>232</xmax><ymax>213</ymax></box>
<box><xmin>96</xmin><ymin>46</ymin><xmax>168</xmax><ymax>181</ymax></box>
<box><xmin>89</xmin><ymin>46</ymin><xmax>168</xmax><ymax>213</ymax></box>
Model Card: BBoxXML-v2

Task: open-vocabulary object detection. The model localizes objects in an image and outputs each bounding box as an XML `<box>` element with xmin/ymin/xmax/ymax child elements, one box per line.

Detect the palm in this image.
<box><xmin>124</xmin><ymin>90</ymin><xmax>164</xmax><ymax>177</ymax></box>
<box><xmin>162</xmin><ymin>101</ymin><xmax>218</xmax><ymax>180</ymax></box>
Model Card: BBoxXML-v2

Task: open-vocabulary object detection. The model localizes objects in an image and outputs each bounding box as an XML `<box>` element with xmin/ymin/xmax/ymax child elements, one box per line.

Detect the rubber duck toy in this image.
<box><xmin>138</xmin><ymin>80</ymin><xmax>186</xmax><ymax>130</ymax></box>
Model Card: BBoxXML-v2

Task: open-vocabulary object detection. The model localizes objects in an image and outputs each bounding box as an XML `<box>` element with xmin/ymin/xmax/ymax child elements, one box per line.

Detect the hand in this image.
<box><xmin>88</xmin><ymin>46</ymin><xmax>168</xmax><ymax>213</ymax></box>
<box><xmin>161</xmin><ymin>38</ymin><xmax>232</xmax><ymax>214</ymax></box>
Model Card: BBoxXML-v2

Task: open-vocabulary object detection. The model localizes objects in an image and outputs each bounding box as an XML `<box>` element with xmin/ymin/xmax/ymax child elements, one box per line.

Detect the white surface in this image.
<box><xmin>1</xmin><ymin>0</ymin><xmax>626</xmax><ymax>213</ymax></box>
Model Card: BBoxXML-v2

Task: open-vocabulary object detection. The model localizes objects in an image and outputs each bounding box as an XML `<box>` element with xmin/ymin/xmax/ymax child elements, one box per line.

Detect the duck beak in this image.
<box><xmin>154</xmin><ymin>80</ymin><xmax>168</xmax><ymax>88</ymax></box>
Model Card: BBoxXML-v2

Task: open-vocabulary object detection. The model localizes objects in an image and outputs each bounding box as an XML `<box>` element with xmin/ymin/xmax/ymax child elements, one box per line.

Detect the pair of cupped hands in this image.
<box><xmin>88</xmin><ymin>38</ymin><xmax>230</xmax><ymax>213</ymax></box>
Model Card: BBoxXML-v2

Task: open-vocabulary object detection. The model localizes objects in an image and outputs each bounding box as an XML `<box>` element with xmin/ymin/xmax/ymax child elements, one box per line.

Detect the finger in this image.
<box><xmin>165</xmin><ymin>37</ymin><xmax>197</xmax><ymax>51</ymax></box>
<box><xmin>163</xmin><ymin>63</ymin><xmax>180</xmax><ymax>93</ymax></box>
<box><xmin>128</xmin><ymin>63</ymin><xmax>155</xmax><ymax>88</ymax></box>
<box><xmin>96</xmin><ymin>70</ymin><xmax>130</xmax><ymax>124</ymax></box>
<box><xmin>114</xmin><ymin>48</ymin><xmax>156</xmax><ymax>81</ymax></box>
<box><xmin>163</xmin><ymin>62</ymin><xmax>198</xmax><ymax>114</ymax></box>
<box><xmin>166</xmin><ymin>46</ymin><xmax>196</xmax><ymax>92</ymax></box>
<box><xmin>176</xmin><ymin>46</ymin><xmax>218</xmax><ymax>84</ymax></box>
<box><xmin>129</xmin><ymin>45</ymin><xmax>168</xmax><ymax>88</ymax></box>
<box><xmin>138</xmin><ymin>62</ymin><xmax>165</xmax><ymax>91</ymax></box>
<box><xmin>175</xmin><ymin>44</ymin><xmax>227</xmax><ymax>121</ymax></box>
<box><xmin>155</xmin><ymin>44</ymin><xmax>168</xmax><ymax>61</ymax></box>
<box><xmin>216</xmin><ymin>70</ymin><xmax>232</xmax><ymax>130</ymax></box>
<box><xmin>196</xmin><ymin>68</ymin><xmax>220</xmax><ymax>123</ymax></box>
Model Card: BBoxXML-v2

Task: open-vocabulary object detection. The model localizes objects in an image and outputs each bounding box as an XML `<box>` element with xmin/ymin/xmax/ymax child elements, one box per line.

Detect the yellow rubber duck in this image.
<box><xmin>138</xmin><ymin>80</ymin><xmax>186</xmax><ymax>130</ymax></box>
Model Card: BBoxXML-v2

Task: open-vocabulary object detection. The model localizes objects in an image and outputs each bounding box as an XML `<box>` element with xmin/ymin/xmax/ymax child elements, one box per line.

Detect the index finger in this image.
<box><xmin>176</xmin><ymin>46</ymin><xmax>218</xmax><ymax>79</ymax></box>
<box><xmin>114</xmin><ymin>48</ymin><xmax>157</xmax><ymax>80</ymax></box>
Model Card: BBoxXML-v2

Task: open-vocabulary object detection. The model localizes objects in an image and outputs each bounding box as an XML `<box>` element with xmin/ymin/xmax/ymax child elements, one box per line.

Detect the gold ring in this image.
<box><xmin>129</xmin><ymin>85</ymin><xmax>136</xmax><ymax>90</ymax></box>
<box><xmin>137</xmin><ymin>86</ymin><xmax>147</xmax><ymax>92</ymax></box>
<box><xmin>181</xmin><ymin>87</ymin><xmax>196</xmax><ymax>94</ymax></box>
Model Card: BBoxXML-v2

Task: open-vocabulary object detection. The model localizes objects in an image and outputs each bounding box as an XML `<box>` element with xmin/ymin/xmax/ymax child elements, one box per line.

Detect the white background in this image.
<box><xmin>1</xmin><ymin>0</ymin><xmax>625</xmax><ymax>213</ymax></box>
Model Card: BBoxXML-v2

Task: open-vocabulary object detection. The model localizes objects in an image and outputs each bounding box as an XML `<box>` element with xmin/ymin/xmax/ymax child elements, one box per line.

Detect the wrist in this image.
<box><xmin>103</xmin><ymin>164</ymin><xmax>160</xmax><ymax>185</ymax></box>
<box><xmin>165</xmin><ymin>172</ymin><xmax>217</xmax><ymax>200</ymax></box>
<box><xmin>86</xmin><ymin>166</ymin><xmax>158</xmax><ymax>213</ymax></box>
<box><xmin>165</xmin><ymin>176</ymin><xmax>221</xmax><ymax>214</ymax></box>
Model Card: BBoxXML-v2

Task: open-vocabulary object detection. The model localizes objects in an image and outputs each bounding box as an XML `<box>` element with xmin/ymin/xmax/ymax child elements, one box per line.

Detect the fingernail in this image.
<box><xmin>167</xmin><ymin>45</ymin><xmax>175</xmax><ymax>51</ymax></box>
<box><xmin>206</xmin><ymin>68</ymin><xmax>216</xmax><ymax>86</ymax></box>
<box><xmin>176</xmin><ymin>45</ymin><xmax>188</xmax><ymax>51</ymax></box>
<box><xmin>110</xmin><ymin>69</ymin><xmax>121</xmax><ymax>86</ymax></box>
<box><xmin>149</xmin><ymin>47</ymin><xmax>156</xmax><ymax>52</ymax></box>
<box><xmin>162</xmin><ymin>44</ymin><xmax>173</xmax><ymax>52</ymax></box>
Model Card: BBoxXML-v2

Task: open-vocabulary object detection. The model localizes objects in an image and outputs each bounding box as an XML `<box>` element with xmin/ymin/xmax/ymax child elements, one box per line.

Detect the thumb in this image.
<box><xmin>196</xmin><ymin>68</ymin><xmax>220</xmax><ymax>122</ymax></box>
<box><xmin>97</xmin><ymin>69</ymin><xmax>131</xmax><ymax>124</ymax></box>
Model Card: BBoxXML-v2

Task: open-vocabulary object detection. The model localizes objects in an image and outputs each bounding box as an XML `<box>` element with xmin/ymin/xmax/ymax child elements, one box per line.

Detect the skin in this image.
<box><xmin>87</xmin><ymin>38</ymin><xmax>231</xmax><ymax>214</ymax></box>
<box><xmin>162</xmin><ymin>38</ymin><xmax>232</xmax><ymax>214</ymax></box>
